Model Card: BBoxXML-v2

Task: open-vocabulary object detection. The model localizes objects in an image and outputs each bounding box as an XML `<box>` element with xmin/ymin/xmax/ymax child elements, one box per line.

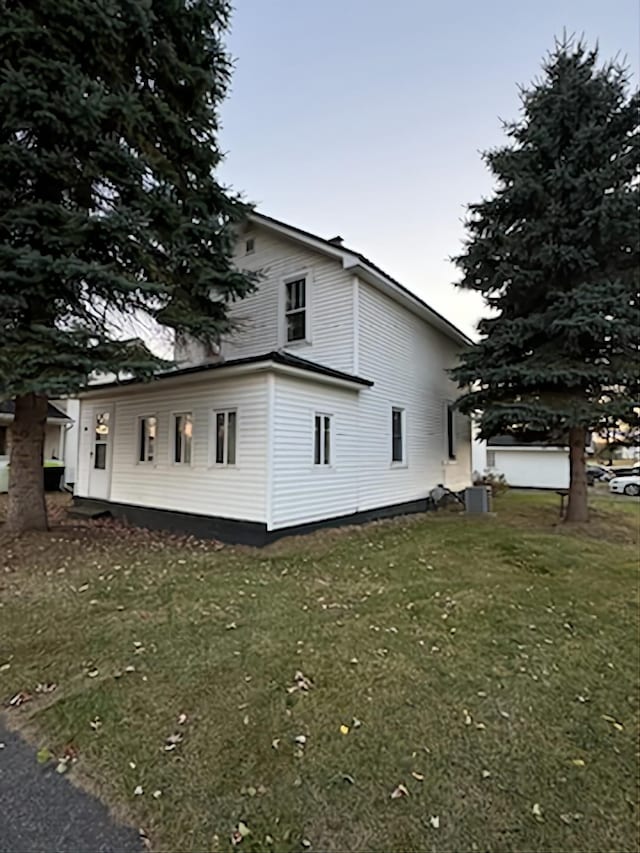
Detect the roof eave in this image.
<box><xmin>78</xmin><ymin>358</ymin><xmax>371</xmax><ymax>399</ymax></box>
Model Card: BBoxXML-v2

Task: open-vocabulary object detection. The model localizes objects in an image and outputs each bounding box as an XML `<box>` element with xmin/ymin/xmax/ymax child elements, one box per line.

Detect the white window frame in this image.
<box><xmin>136</xmin><ymin>415</ymin><xmax>157</xmax><ymax>465</ymax></box>
<box><xmin>280</xmin><ymin>270</ymin><xmax>311</xmax><ymax>347</ymax></box>
<box><xmin>313</xmin><ymin>412</ymin><xmax>333</xmax><ymax>467</ymax></box>
<box><xmin>171</xmin><ymin>412</ymin><xmax>193</xmax><ymax>465</ymax></box>
<box><xmin>486</xmin><ymin>450</ymin><xmax>496</xmax><ymax>468</ymax></box>
<box><xmin>211</xmin><ymin>409</ymin><xmax>237</xmax><ymax>467</ymax></box>
<box><xmin>391</xmin><ymin>406</ymin><xmax>407</xmax><ymax>466</ymax></box>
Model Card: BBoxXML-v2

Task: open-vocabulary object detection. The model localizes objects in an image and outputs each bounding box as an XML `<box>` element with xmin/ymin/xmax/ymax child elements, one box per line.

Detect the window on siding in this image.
<box><xmin>486</xmin><ymin>450</ymin><xmax>496</xmax><ymax>468</ymax></box>
<box><xmin>314</xmin><ymin>414</ymin><xmax>332</xmax><ymax>465</ymax></box>
<box><xmin>138</xmin><ymin>416</ymin><xmax>157</xmax><ymax>463</ymax></box>
<box><xmin>94</xmin><ymin>411</ymin><xmax>110</xmax><ymax>470</ymax></box>
<box><xmin>0</xmin><ymin>426</ymin><xmax>7</xmax><ymax>456</ymax></box>
<box><xmin>447</xmin><ymin>403</ymin><xmax>456</xmax><ymax>460</ymax></box>
<box><xmin>173</xmin><ymin>413</ymin><xmax>192</xmax><ymax>464</ymax></box>
<box><xmin>245</xmin><ymin>237</ymin><xmax>255</xmax><ymax>254</ymax></box>
<box><xmin>214</xmin><ymin>410</ymin><xmax>236</xmax><ymax>465</ymax></box>
<box><xmin>285</xmin><ymin>277</ymin><xmax>306</xmax><ymax>342</ymax></box>
<box><xmin>392</xmin><ymin>407</ymin><xmax>404</xmax><ymax>463</ymax></box>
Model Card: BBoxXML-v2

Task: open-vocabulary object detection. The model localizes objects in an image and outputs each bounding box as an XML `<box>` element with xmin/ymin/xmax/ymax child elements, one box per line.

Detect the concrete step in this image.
<box><xmin>67</xmin><ymin>505</ymin><xmax>111</xmax><ymax>520</ymax></box>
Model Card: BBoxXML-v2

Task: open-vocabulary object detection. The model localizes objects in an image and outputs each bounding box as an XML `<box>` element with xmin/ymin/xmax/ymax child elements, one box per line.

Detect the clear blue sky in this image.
<box><xmin>219</xmin><ymin>0</ymin><xmax>639</xmax><ymax>336</ymax></box>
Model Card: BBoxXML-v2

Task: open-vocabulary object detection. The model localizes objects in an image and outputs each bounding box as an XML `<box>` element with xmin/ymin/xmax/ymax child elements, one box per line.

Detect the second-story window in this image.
<box><xmin>285</xmin><ymin>277</ymin><xmax>306</xmax><ymax>342</ymax></box>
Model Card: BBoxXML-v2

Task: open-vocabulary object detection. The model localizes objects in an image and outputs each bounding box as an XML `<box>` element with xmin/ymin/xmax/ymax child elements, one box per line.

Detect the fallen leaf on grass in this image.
<box><xmin>271</xmin><ymin>738</ymin><xmax>280</xmax><ymax>750</ymax></box>
<box><xmin>340</xmin><ymin>725</ymin><xmax>350</xmax><ymax>735</ymax></box>
<box><xmin>7</xmin><ymin>691</ymin><xmax>32</xmax><ymax>708</ymax></box>
<box><xmin>134</xmin><ymin>785</ymin><xmax>144</xmax><ymax>796</ymax></box>
<box><xmin>532</xmin><ymin>803</ymin><xmax>544</xmax><ymax>822</ymax></box>
<box><xmin>86</xmin><ymin>668</ymin><xmax>99</xmax><ymax>679</ymax></box>
<box><xmin>164</xmin><ymin>732</ymin><xmax>184</xmax><ymax>751</ymax></box>
<box><xmin>36</xmin><ymin>747</ymin><xmax>54</xmax><ymax>764</ymax></box>
<box><xmin>177</xmin><ymin>713</ymin><xmax>188</xmax><ymax>725</ymax></box>
<box><xmin>411</xmin><ymin>771</ymin><xmax>425</xmax><ymax>781</ymax></box>
<box><xmin>429</xmin><ymin>816</ymin><xmax>440</xmax><ymax>829</ymax></box>
<box><xmin>390</xmin><ymin>783</ymin><xmax>409</xmax><ymax>799</ymax></box>
<box><xmin>139</xmin><ymin>828</ymin><xmax>152</xmax><ymax>850</ymax></box>
<box><xmin>463</xmin><ymin>709</ymin><xmax>472</xmax><ymax>725</ymax></box>
<box><xmin>89</xmin><ymin>716</ymin><xmax>102</xmax><ymax>731</ymax></box>
<box><xmin>231</xmin><ymin>821</ymin><xmax>251</xmax><ymax>845</ymax></box>
<box><xmin>481</xmin><ymin>769</ymin><xmax>491</xmax><ymax>779</ymax></box>
<box><xmin>601</xmin><ymin>714</ymin><xmax>624</xmax><ymax>731</ymax></box>
<box><xmin>571</xmin><ymin>759</ymin><xmax>586</xmax><ymax>767</ymax></box>
<box><xmin>152</xmin><ymin>790</ymin><xmax>162</xmax><ymax>799</ymax></box>
<box><xmin>287</xmin><ymin>670</ymin><xmax>314</xmax><ymax>693</ymax></box>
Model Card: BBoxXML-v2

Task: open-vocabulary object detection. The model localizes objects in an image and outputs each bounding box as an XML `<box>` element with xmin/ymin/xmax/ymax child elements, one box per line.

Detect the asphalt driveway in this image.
<box><xmin>0</xmin><ymin>719</ymin><xmax>142</xmax><ymax>853</ymax></box>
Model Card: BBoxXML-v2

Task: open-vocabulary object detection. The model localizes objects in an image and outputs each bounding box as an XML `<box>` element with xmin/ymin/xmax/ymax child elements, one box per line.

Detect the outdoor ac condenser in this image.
<box><xmin>464</xmin><ymin>486</ymin><xmax>492</xmax><ymax>514</ymax></box>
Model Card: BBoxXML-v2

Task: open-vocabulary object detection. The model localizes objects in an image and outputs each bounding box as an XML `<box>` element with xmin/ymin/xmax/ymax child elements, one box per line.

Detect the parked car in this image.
<box><xmin>586</xmin><ymin>464</ymin><xmax>615</xmax><ymax>485</ymax></box>
<box><xmin>609</xmin><ymin>474</ymin><xmax>640</xmax><ymax>497</ymax></box>
<box><xmin>612</xmin><ymin>465</ymin><xmax>640</xmax><ymax>478</ymax></box>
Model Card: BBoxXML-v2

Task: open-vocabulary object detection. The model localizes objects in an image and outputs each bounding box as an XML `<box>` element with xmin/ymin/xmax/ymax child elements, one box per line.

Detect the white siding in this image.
<box><xmin>355</xmin><ymin>281</ymin><xmax>472</xmax><ymax>508</ymax></box>
<box><xmin>76</xmin><ymin>375</ymin><xmax>268</xmax><ymax>522</ymax></box>
<box><xmin>271</xmin><ymin>375</ymin><xmax>360</xmax><ymax>529</ymax></box>
<box><xmin>176</xmin><ymin>227</ymin><xmax>355</xmax><ymax>374</ymax></box>
<box><xmin>489</xmin><ymin>448</ymin><xmax>569</xmax><ymax>489</ymax></box>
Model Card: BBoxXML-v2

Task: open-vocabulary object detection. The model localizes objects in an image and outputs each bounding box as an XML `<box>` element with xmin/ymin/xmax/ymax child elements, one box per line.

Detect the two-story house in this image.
<box><xmin>73</xmin><ymin>212</ymin><xmax>472</xmax><ymax>544</ymax></box>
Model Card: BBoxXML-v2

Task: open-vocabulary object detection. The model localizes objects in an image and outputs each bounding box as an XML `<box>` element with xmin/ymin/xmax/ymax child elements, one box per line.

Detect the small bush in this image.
<box><xmin>474</xmin><ymin>470</ymin><xmax>510</xmax><ymax>496</ymax></box>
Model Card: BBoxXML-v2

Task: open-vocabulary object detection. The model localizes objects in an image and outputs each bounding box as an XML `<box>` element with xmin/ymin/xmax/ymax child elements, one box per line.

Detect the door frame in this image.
<box><xmin>87</xmin><ymin>403</ymin><xmax>115</xmax><ymax>500</ymax></box>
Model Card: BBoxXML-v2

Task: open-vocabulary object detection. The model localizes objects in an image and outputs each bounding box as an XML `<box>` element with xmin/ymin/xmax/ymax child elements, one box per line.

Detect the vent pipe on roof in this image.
<box><xmin>328</xmin><ymin>235</ymin><xmax>344</xmax><ymax>245</ymax></box>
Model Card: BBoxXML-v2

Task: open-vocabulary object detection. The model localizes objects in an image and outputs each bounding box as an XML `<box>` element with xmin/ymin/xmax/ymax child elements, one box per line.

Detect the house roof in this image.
<box><xmin>80</xmin><ymin>350</ymin><xmax>374</xmax><ymax>396</ymax></box>
<box><xmin>0</xmin><ymin>400</ymin><xmax>71</xmax><ymax>421</ymax></box>
<box><xmin>488</xmin><ymin>433</ymin><xmax>591</xmax><ymax>449</ymax></box>
<box><xmin>250</xmin><ymin>211</ymin><xmax>473</xmax><ymax>348</ymax></box>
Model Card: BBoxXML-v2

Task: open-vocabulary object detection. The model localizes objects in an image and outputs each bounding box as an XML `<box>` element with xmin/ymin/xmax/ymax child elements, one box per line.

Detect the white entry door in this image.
<box><xmin>87</xmin><ymin>405</ymin><xmax>114</xmax><ymax>499</ymax></box>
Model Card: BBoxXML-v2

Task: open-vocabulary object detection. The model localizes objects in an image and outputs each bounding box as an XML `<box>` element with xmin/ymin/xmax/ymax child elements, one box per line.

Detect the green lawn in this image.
<box><xmin>1</xmin><ymin>492</ymin><xmax>638</xmax><ymax>853</ymax></box>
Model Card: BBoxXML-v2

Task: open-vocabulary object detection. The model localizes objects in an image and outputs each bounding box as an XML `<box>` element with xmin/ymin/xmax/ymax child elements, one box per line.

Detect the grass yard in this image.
<box><xmin>0</xmin><ymin>491</ymin><xmax>638</xmax><ymax>853</ymax></box>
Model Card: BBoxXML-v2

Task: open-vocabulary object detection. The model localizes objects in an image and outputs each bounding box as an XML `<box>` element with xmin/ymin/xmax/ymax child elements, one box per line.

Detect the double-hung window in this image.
<box><xmin>173</xmin><ymin>413</ymin><xmax>193</xmax><ymax>464</ymax></box>
<box><xmin>391</xmin><ymin>407</ymin><xmax>405</xmax><ymax>463</ymax></box>
<box><xmin>285</xmin><ymin>277</ymin><xmax>307</xmax><ymax>343</ymax></box>
<box><xmin>314</xmin><ymin>414</ymin><xmax>332</xmax><ymax>465</ymax></box>
<box><xmin>214</xmin><ymin>410</ymin><xmax>237</xmax><ymax>465</ymax></box>
<box><xmin>446</xmin><ymin>403</ymin><xmax>456</xmax><ymax>460</ymax></box>
<box><xmin>138</xmin><ymin>416</ymin><xmax>157</xmax><ymax>463</ymax></box>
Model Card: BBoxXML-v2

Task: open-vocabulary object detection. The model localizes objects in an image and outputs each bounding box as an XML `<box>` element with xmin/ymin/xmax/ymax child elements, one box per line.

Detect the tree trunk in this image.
<box><xmin>565</xmin><ymin>425</ymin><xmax>589</xmax><ymax>523</ymax></box>
<box><xmin>6</xmin><ymin>393</ymin><xmax>49</xmax><ymax>533</ymax></box>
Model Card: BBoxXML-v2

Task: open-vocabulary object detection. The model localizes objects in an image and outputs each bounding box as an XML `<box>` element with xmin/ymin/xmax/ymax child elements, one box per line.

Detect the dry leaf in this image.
<box><xmin>177</xmin><ymin>713</ymin><xmax>188</xmax><ymax>725</ymax></box>
<box><xmin>429</xmin><ymin>816</ymin><xmax>440</xmax><ymax>829</ymax></box>
<box><xmin>571</xmin><ymin>759</ymin><xmax>585</xmax><ymax>767</ymax></box>
<box><xmin>134</xmin><ymin>785</ymin><xmax>144</xmax><ymax>795</ymax></box>
<box><xmin>340</xmin><ymin>725</ymin><xmax>350</xmax><ymax>735</ymax></box>
<box><xmin>532</xmin><ymin>803</ymin><xmax>543</xmax><ymax>821</ymax></box>
<box><xmin>481</xmin><ymin>769</ymin><xmax>491</xmax><ymax>779</ymax></box>
<box><xmin>8</xmin><ymin>691</ymin><xmax>33</xmax><ymax>707</ymax></box>
<box><xmin>463</xmin><ymin>709</ymin><xmax>472</xmax><ymax>725</ymax></box>
<box><xmin>390</xmin><ymin>783</ymin><xmax>409</xmax><ymax>799</ymax></box>
<box><xmin>411</xmin><ymin>771</ymin><xmax>425</xmax><ymax>781</ymax></box>
<box><xmin>152</xmin><ymin>790</ymin><xmax>162</xmax><ymax>799</ymax></box>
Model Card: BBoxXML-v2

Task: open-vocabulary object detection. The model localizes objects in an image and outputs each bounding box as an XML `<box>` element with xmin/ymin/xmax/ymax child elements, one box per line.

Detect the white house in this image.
<box><xmin>73</xmin><ymin>212</ymin><xmax>473</xmax><ymax>544</ymax></box>
<box><xmin>0</xmin><ymin>400</ymin><xmax>74</xmax><ymax>493</ymax></box>
<box><xmin>482</xmin><ymin>436</ymin><xmax>570</xmax><ymax>490</ymax></box>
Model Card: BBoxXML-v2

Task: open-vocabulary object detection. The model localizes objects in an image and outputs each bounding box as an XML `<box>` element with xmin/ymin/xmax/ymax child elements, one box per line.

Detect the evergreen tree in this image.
<box><xmin>0</xmin><ymin>0</ymin><xmax>256</xmax><ymax>532</ymax></box>
<box><xmin>452</xmin><ymin>39</ymin><xmax>639</xmax><ymax>522</ymax></box>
